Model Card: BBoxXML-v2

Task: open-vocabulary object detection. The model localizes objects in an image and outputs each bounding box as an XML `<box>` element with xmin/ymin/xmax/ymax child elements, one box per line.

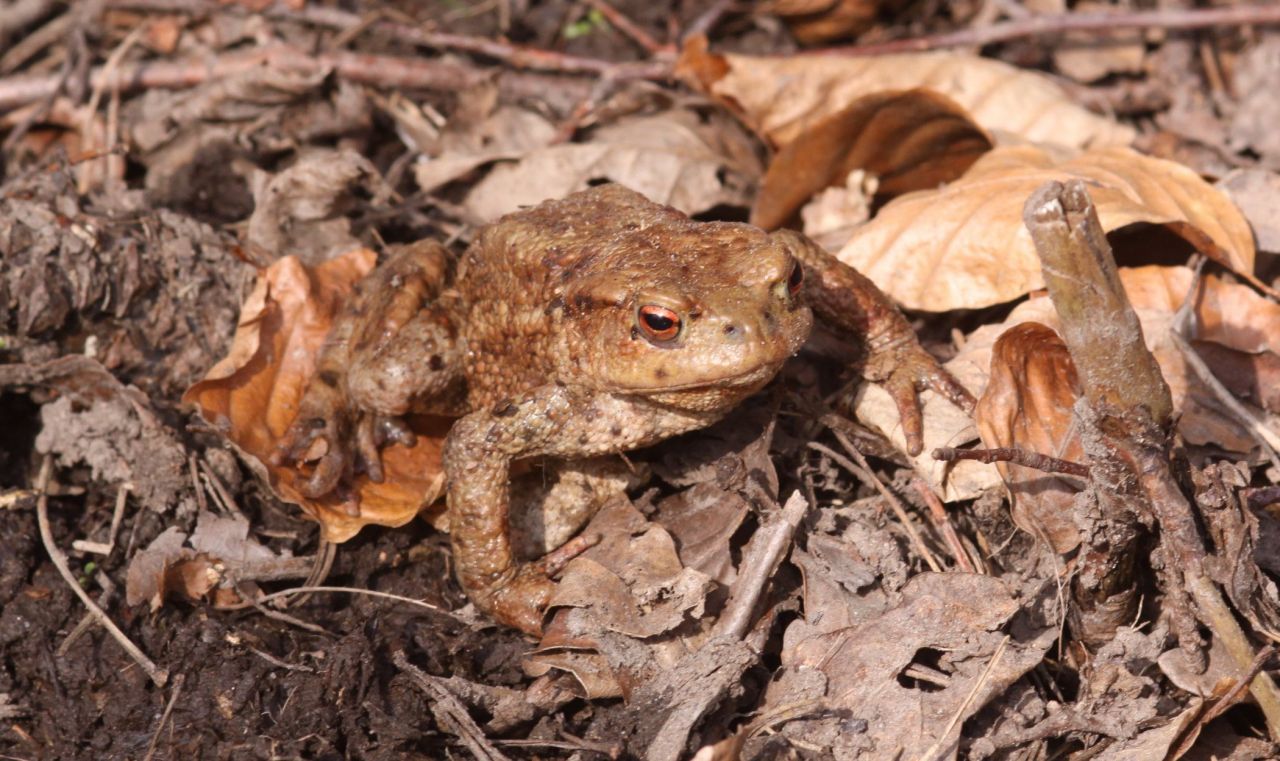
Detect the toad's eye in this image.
<box><xmin>637</xmin><ymin>305</ymin><xmax>681</xmax><ymax>343</ymax></box>
<box><xmin>787</xmin><ymin>261</ymin><xmax>804</xmax><ymax>295</ymax></box>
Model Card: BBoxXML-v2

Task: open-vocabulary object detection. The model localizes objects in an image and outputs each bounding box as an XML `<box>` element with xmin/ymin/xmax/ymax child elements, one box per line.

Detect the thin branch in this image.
<box><xmin>682</xmin><ymin>0</ymin><xmax>736</xmax><ymax>42</ymax></box>
<box><xmin>252</xmin><ymin>584</ymin><xmax>466</xmax><ymax>622</ymax></box>
<box><xmin>911</xmin><ymin>479</ymin><xmax>977</xmax><ymax>574</ymax></box>
<box><xmin>933</xmin><ymin>446</ymin><xmax>1090</xmax><ymax>478</ymax></box>
<box><xmin>711</xmin><ymin>490</ymin><xmax>809</xmax><ymax>640</ymax></box>
<box><xmin>0</xmin><ymin>44</ymin><xmax>492</xmax><ymax>113</ymax></box>
<box><xmin>393</xmin><ymin>650</ymin><xmax>513</xmax><ymax>761</ymax></box>
<box><xmin>102</xmin><ymin>0</ymin><xmax>670</xmax><ymax>79</ymax></box>
<box><xmin>830</xmin><ymin>5</ymin><xmax>1280</xmax><ymax>56</ymax></box>
<box><xmin>811</xmin><ymin>436</ymin><xmax>943</xmax><ymax>573</ymax></box>
<box><xmin>915</xmin><ymin>636</ymin><xmax>1009</xmax><ymax>761</ymax></box>
<box><xmin>35</xmin><ymin>454</ymin><xmax>169</xmax><ymax>687</ymax></box>
<box><xmin>583</xmin><ymin>0</ymin><xmax>669</xmax><ymax>56</ymax></box>
<box><xmin>141</xmin><ymin>674</ymin><xmax>184</xmax><ymax>761</ymax></box>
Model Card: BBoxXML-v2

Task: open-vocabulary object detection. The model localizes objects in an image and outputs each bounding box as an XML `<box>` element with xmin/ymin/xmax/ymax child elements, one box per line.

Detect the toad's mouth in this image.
<box><xmin>615</xmin><ymin>359</ymin><xmax>785</xmax><ymax>395</ymax></box>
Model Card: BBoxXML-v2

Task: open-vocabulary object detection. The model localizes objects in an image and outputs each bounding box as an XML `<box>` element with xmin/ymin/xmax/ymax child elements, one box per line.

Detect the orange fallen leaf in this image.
<box><xmin>974</xmin><ymin>322</ymin><xmax>1084</xmax><ymax>554</ymax></box>
<box><xmin>677</xmin><ymin>38</ymin><xmax>1134</xmax><ymax>150</ymax></box>
<box><xmin>184</xmin><ymin>250</ymin><xmax>449</xmax><ymax>543</ymax></box>
<box><xmin>835</xmin><ymin>145</ymin><xmax>1256</xmax><ymax>311</ymax></box>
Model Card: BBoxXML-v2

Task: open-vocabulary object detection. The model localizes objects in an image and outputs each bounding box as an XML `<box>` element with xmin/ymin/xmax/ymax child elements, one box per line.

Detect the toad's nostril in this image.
<box><xmin>723</xmin><ymin>324</ymin><xmax>738</xmax><ymax>335</ymax></box>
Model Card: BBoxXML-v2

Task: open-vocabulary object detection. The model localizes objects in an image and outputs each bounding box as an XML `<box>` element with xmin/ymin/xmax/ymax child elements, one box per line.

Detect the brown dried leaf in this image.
<box><xmin>763</xmin><ymin>0</ymin><xmax>885</xmax><ymax>45</ymax></box>
<box><xmin>956</xmin><ymin>266</ymin><xmax>1280</xmax><ymax>457</ymax></box>
<box><xmin>751</xmin><ymin>88</ymin><xmax>992</xmax><ymax>230</ymax></box>
<box><xmin>183</xmin><ymin>250</ymin><xmax>448</xmax><ymax>543</ymax></box>
<box><xmin>1051</xmin><ymin>2</ymin><xmax>1145</xmax><ymax>83</ymax></box>
<box><xmin>461</xmin><ymin>110</ymin><xmax>760</xmax><ymax>223</ymax></box>
<box><xmin>770</xmin><ymin>573</ymin><xmax>1055</xmax><ymax>755</ymax></box>
<box><xmin>527</xmin><ymin>498</ymin><xmax>715</xmax><ymax>699</ymax></box>
<box><xmin>677</xmin><ymin>38</ymin><xmax>1134</xmax><ymax>149</ymax></box>
<box><xmin>974</xmin><ymin>323</ymin><xmax>1084</xmax><ymax>554</ymax></box>
<box><xmin>836</xmin><ymin>145</ymin><xmax>1256</xmax><ymax>311</ymax></box>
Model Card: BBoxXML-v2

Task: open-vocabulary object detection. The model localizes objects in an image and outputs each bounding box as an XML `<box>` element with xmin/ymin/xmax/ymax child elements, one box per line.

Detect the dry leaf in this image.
<box><xmin>836</xmin><ymin>145</ymin><xmax>1256</xmax><ymax>311</ymax></box>
<box><xmin>246</xmin><ymin>149</ymin><xmax>390</xmax><ymax>264</ymax></box>
<box><xmin>412</xmin><ymin>105</ymin><xmax>559</xmax><ymax>193</ymax></box>
<box><xmin>974</xmin><ymin>322</ymin><xmax>1084</xmax><ymax>554</ymax></box>
<box><xmin>462</xmin><ymin>110</ymin><xmax>759</xmax><ymax>223</ymax></box>
<box><xmin>526</xmin><ymin>498</ymin><xmax>715</xmax><ymax>699</ymax></box>
<box><xmin>769</xmin><ymin>573</ymin><xmax>1055</xmax><ymax>756</ymax></box>
<box><xmin>184</xmin><ymin>250</ymin><xmax>449</xmax><ymax>543</ymax></box>
<box><xmin>1051</xmin><ymin>2</ymin><xmax>1145</xmax><ymax>83</ymax></box>
<box><xmin>953</xmin><ymin>266</ymin><xmax>1280</xmax><ymax>457</ymax></box>
<box><xmin>677</xmin><ymin>38</ymin><xmax>1135</xmax><ymax>149</ymax></box>
<box><xmin>1218</xmin><ymin>168</ymin><xmax>1280</xmax><ymax>255</ymax></box>
<box><xmin>751</xmin><ymin>88</ymin><xmax>992</xmax><ymax>230</ymax></box>
<box><xmin>762</xmin><ymin>0</ymin><xmax>885</xmax><ymax>45</ymax></box>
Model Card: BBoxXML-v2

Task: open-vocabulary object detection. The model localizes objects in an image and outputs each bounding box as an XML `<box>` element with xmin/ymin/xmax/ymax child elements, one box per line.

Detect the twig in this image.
<box><xmin>58</xmin><ymin>571</ymin><xmax>116</xmax><ymax>656</ymax></box>
<box><xmin>72</xmin><ymin>483</ymin><xmax>129</xmax><ymax>556</ymax></box>
<box><xmin>682</xmin><ymin>0</ymin><xmax>735</xmax><ymax>42</ymax></box>
<box><xmin>0</xmin><ymin>44</ymin><xmax>490</xmax><ymax>114</ymax></box>
<box><xmin>911</xmin><ymin>479</ymin><xmax>977</xmax><ymax>573</ymax></box>
<box><xmin>1026</xmin><ymin>180</ymin><xmax>1280</xmax><ymax>739</ymax></box>
<box><xmin>933</xmin><ymin>446</ymin><xmax>1090</xmax><ymax>478</ymax></box>
<box><xmin>141</xmin><ymin>674</ymin><xmax>184</xmax><ymax>761</ymax></box>
<box><xmin>915</xmin><ymin>636</ymin><xmax>1009</xmax><ymax>761</ymax></box>
<box><xmin>830</xmin><ymin>5</ymin><xmax>1280</xmax><ymax>56</ymax></box>
<box><xmin>252</xmin><ymin>584</ymin><xmax>465</xmax><ymax>622</ymax></box>
<box><xmin>584</xmin><ymin>0</ymin><xmax>669</xmax><ymax>55</ymax></box>
<box><xmin>810</xmin><ymin>436</ymin><xmax>943</xmax><ymax>573</ymax></box>
<box><xmin>102</xmin><ymin>0</ymin><xmax>671</xmax><ymax>80</ymax></box>
<box><xmin>1171</xmin><ymin>645</ymin><xmax>1276</xmax><ymax>758</ymax></box>
<box><xmin>34</xmin><ymin>454</ymin><xmax>169</xmax><ymax>687</ymax></box>
<box><xmin>0</xmin><ymin>7</ymin><xmax>74</xmax><ymax>74</ymax></box>
<box><xmin>243</xmin><ymin>644</ymin><xmax>316</xmax><ymax>673</ymax></box>
<box><xmin>393</xmin><ymin>650</ymin><xmax>512</xmax><ymax>761</ymax></box>
<box><xmin>711</xmin><ymin>490</ymin><xmax>809</xmax><ymax>640</ymax></box>
<box><xmin>1168</xmin><ymin>261</ymin><xmax>1280</xmax><ymax>471</ymax></box>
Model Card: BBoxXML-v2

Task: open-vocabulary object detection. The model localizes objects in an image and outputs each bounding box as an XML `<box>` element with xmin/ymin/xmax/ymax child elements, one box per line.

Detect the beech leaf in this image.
<box><xmin>184</xmin><ymin>250</ymin><xmax>449</xmax><ymax>543</ymax></box>
<box><xmin>835</xmin><ymin>145</ymin><xmax>1256</xmax><ymax>311</ymax></box>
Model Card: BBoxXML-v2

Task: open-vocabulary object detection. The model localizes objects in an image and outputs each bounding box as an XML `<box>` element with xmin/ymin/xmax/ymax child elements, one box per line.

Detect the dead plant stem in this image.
<box><xmin>34</xmin><ymin>454</ymin><xmax>169</xmax><ymax>687</ymax></box>
<box><xmin>832</xmin><ymin>5</ymin><xmax>1280</xmax><ymax>56</ymax></box>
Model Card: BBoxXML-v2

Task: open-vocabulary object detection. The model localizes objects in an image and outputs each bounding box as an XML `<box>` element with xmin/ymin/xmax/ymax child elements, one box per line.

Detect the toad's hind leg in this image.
<box><xmin>508</xmin><ymin>457</ymin><xmax>641</xmax><ymax>561</ymax></box>
<box><xmin>275</xmin><ymin>239</ymin><xmax>462</xmax><ymax>499</ymax></box>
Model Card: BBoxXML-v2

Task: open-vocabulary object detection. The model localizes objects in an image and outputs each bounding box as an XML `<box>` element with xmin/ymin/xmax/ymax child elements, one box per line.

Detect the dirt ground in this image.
<box><xmin>4</xmin><ymin>0</ymin><xmax>1280</xmax><ymax>759</ymax></box>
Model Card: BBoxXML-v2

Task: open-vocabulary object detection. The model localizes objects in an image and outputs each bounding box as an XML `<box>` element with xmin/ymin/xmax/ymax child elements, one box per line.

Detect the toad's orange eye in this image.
<box><xmin>637</xmin><ymin>305</ymin><xmax>681</xmax><ymax>342</ymax></box>
<box><xmin>787</xmin><ymin>261</ymin><xmax>804</xmax><ymax>295</ymax></box>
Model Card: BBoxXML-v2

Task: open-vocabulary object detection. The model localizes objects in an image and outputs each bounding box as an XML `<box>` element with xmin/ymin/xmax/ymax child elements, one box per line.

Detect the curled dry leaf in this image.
<box><xmin>761</xmin><ymin>0</ymin><xmax>886</xmax><ymax>45</ymax></box>
<box><xmin>184</xmin><ymin>250</ymin><xmax>449</xmax><ymax>543</ymax></box>
<box><xmin>751</xmin><ymin>88</ymin><xmax>993</xmax><ymax>230</ymax></box>
<box><xmin>677</xmin><ymin>37</ymin><xmax>1135</xmax><ymax>149</ymax></box>
<box><xmin>836</xmin><ymin>145</ymin><xmax>1256</xmax><ymax>311</ymax></box>
<box><xmin>974</xmin><ymin>322</ymin><xmax>1084</xmax><ymax>554</ymax></box>
<box><xmin>962</xmin><ymin>266</ymin><xmax>1279</xmax><ymax>477</ymax></box>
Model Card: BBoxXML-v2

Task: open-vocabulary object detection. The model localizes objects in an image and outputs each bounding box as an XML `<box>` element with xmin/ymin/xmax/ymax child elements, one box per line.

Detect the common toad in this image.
<box><xmin>275</xmin><ymin>185</ymin><xmax>973</xmax><ymax>634</ymax></box>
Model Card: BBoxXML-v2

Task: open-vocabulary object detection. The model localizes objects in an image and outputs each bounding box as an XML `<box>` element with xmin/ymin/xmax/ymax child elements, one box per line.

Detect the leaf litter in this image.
<box><xmin>3</xmin><ymin>2</ymin><xmax>1280</xmax><ymax>760</ymax></box>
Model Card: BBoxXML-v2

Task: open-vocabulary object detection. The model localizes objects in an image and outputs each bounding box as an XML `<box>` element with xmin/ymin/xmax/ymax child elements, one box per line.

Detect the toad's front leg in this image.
<box><xmin>445</xmin><ymin>385</ymin><xmax>587</xmax><ymax>635</ymax></box>
<box><xmin>775</xmin><ymin>230</ymin><xmax>976</xmax><ymax>454</ymax></box>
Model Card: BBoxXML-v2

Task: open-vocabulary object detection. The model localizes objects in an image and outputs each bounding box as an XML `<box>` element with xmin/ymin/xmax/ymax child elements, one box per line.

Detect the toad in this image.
<box><xmin>275</xmin><ymin>185</ymin><xmax>973</xmax><ymax>634</ymax></box>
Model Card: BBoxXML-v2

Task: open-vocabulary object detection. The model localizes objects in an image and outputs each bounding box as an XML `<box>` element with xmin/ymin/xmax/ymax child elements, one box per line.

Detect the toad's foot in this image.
<box><xmin>273</xmin><ymin>381</ymin><xmax>416</xmax><ymax>500</ymax></box>
<box><xmin>467</xmin><ymin>534</ymin><xmax>599</xmax><ymax>636</ymax></box>
<box><xmin>864</xmin><ymin>335</ymin><xmax>976</xmax><ymax>457</ymax></box>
